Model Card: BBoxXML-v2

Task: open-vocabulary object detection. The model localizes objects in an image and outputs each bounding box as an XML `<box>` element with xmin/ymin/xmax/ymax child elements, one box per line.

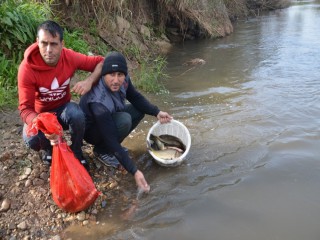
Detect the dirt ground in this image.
<box><xmin>0</xmin><ymin>109</ymin><xmax>149</xmax><ymax>240</ymax></box>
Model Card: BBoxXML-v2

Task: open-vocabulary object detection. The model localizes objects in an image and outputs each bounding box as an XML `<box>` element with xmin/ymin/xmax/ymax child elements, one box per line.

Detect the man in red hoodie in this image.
<box><xmin>18</xmin><ymin>20</ymin><xmax>104</xmax><ymax>170</ymax></box>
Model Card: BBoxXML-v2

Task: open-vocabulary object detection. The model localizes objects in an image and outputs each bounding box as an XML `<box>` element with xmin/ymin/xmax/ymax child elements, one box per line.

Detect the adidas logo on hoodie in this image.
<box><xmin>39</xmin><ymin>77</ymin><xmax>70</xmax><ymax>102</ymax></box>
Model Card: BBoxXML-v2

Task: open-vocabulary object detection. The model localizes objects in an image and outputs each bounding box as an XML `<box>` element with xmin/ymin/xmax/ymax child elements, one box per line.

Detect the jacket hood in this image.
<box><xmin>23</xmin><ymin>42</ymin><xmax>56</xmax><ymax>71</ymax></box>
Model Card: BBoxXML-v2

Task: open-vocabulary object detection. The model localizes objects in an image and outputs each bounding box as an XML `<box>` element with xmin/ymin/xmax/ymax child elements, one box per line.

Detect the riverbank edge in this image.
<box><xmin>0</xmin><ymin>109</ymin><xmax>145</xmax><ymax>239</ymax></box>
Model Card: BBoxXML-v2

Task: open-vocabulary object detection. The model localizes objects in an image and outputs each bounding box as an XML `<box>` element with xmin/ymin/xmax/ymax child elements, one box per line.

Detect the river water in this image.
<box><xmin>65</xmin><ymin>1</ymin><xmax>320</xmax><ymax>239</ymax></box>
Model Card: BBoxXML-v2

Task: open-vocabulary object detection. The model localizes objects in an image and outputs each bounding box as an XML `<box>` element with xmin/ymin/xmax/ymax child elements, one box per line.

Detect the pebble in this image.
<box><xmin>8</xmin><ymin>144</ymin><xmax>17</xmax><ymax>150</ymax></box>
<box><xmin>10</xmin><ymin>186</ymin><xmax>21</xmax><ymax>195</ymax></box>
<box><xmin>40</xmin><ymin>172</ymin><xmax>49</xmax><ymax>180</ymax></box>
<box><xmin>50</xmin><ymin>205</ymin><xmax>56</xmax><ymax>213</ymax></box>
<box><xmin>1</xmin><ymin>198</ymin><xmax>11</xmax><ymax>211</ymax></box>
<box><xmin>26</xmin><ymin>201</ymin><xmax>34</xmax><ymax>208</ymax></box>
<box><xmin>64</xmin><ymin>215</ymin><xmax>75</xmax><ymax>222</ymax></box>
<box><xmin>88</xmin><ymin>215</ymin><xmax>97</xmax><ymax>222</ymax></box>
<box><xmin>51</xmin><ymin>235</ymin><xmax>61</xmax><ymax>240</ymax></box>
<box><xmin>24</xmin><ymin>168</ymin><xmax>32</xmax><ymax>175</ymax></box>
<box><xmin>31</xmin><ymin>168</ymin><xmax>41</xmax><ymax>178</ymax></box>
<box><xmin>17</xmin><ymin>221</ymin><xmax>27</xmax><ymax>230</ymax></box>
<box><xmin>32</xmin><ymin>178</ymin><xmax>45</xmax><ymax>186</ymax></box>
<box><xmin>91</xmin><ymin>209</ymin><xmax>98</xmax><ymax>215</ymax></box>
<box><xmin>108</xmin><ymin>181</ymin><xmax>118</xmax><ymax>189</ymax></box>
<box><xmin>25</xmin><ymin>179</ymin><xmax>32</xmax><ymax>187</ymax></box>
<box><xmin>0</xmin><ymin>151</ymin><xmax>11</xmax><ymax>161</ymax></box>
<box><xmin>82</xmin><ymin>220</ymin><xmax>89</xmax><ymax>226</ymax></box>
<box><xmin>29</xmin><ymin>154</ymin><xmax>39</xmax><ymax>162</ymax></box>
<box><xmin>76</xmin><ymin>211</ymin><xmax>86</xmax><ymax>221</ymax></box>
<box><xmin>3</xmin><ymin>131</ymin><xmax>11</xmax><ymax>140</ymax></box>
<box><xmin>8</xmin><ymin>222</ymin><xmax>16</xmax><ymax>230</ymax></box>
<box><xmin>14</xmin><ymin>150</ymin><xmax>25</xmax><ymax>158</ymax></box>
<box><xmin>19</xmin><ymin>174</ymin><xmax>28</xmax><ymax>181</ymax></box>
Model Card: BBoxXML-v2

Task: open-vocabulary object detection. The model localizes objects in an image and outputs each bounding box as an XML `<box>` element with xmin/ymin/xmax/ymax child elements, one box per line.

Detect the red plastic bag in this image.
<box><xmin>26</xmin><ymin>112</ymin><xmax>63</xmax><ymax>137</ymax></box>
<box><xmin>27</xmin><ymin>112</ymin><xmax>100</xmax><ymax>212</ymax></box>
<box><xmin>51</xmin><ymin>141</ymin><xmax>100</xmax><ymax>212</ymax></box>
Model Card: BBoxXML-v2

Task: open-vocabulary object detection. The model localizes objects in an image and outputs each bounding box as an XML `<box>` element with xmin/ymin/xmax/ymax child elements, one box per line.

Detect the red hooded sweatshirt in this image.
<box><xmin>18</xmin><ymin>43</ymin><xmax>104</xmax><ymax>125</ymax></box>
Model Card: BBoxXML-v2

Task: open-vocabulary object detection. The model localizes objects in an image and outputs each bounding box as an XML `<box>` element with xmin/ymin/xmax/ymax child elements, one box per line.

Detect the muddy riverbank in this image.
<box><xmin>0</xmin><ymin>109</ymin><xmax>150</xmax><ymax>240</ymax></box>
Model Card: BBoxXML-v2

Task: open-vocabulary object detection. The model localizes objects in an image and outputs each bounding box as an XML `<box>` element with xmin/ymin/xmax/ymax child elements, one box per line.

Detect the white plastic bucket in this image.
<box><xmin>146</xmin><ymin>119</ymin><xmax>191</xmax><ymax>167</ymax></box>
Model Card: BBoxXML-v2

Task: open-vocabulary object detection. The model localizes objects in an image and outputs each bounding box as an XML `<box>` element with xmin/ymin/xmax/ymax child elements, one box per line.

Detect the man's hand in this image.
<box><xmin>44</xmin><ymin>133</ymin><xmax>60</xmax><ymax>145</ymax></box>
<box><xmin>134</xmin><ymin>170</ymin><xmax>150</xmax><ymax>193</ymax></box>
<box><xmin>71</xmin><ymin>61</ymin><xmax>103</xmax><ymax>95</ymax></box>
<box><xmin>71</xmin><ymin>80</ymin><xmax>92</xmax><ymax>95</ymax></box>
<box><xmin>157</xmin><ymin>111</ymin><xmax>173</xmax><ymax>124</ymax></box>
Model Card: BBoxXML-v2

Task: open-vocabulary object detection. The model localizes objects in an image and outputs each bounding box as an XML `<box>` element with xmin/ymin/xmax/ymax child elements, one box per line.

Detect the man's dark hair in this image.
<box><xmin>37</xmin><ymin>20</ymin><xmax>64</xmax><ymax>41</ymax></box>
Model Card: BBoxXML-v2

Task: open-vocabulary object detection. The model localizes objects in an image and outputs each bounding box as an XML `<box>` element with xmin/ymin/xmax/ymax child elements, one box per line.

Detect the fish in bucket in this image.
<box><xmin>147</xmin><ymin>119</ymin><xmax>191</xmax><ymax>167</ymax></box>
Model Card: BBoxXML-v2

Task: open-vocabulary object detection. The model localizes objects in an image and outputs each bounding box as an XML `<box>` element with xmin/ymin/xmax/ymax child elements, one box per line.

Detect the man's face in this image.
<box><xmin>37</xmin><ymin>29</ymin><xmax>64</xmax><ymax>66</ymax></box>
<box><xmin>103</xmin><ymin>72</ymin><xmax>126</xmax><ymax>92</ymax></box>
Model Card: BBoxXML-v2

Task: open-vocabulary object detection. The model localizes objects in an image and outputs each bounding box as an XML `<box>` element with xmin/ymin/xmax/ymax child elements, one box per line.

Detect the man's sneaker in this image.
<box><xmin>39</xmin><ymin>148</ymin><xmax>52</xmax><ymax>165</ymax></box>
<box><xmin>75</xmin><ymin>154</ymin><xmax>90</xmax><ymax>172</ymax></box>
<box><xmin>79</xmin><ymin>158</ymin><xmax>90</xmax><ymax>171</ymax></box>
<box><xmin>94</xmin><ymin>151</ymin><xmax>120</xmax><ymax>169</ymax></box>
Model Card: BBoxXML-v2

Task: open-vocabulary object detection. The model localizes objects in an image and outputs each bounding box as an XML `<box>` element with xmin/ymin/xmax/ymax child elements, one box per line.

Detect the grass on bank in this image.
<box><xmin>133</xmin><ymin>56</ymin><xmax>169</xmax><ymax>94</ymax></box>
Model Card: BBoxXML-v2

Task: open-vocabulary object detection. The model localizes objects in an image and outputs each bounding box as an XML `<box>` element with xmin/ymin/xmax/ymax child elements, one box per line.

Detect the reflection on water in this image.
<box><xmin>64</xmin><ymin>1</ymin><xmax>320</xmax><ymax>239</ymax></box>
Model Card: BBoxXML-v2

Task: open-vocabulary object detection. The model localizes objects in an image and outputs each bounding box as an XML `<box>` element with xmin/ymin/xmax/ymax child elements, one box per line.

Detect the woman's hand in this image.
<box><xmin>134</xmin><ymin>170</ymin><xmax>150</xmax><ymax>193</ymax></box>
<box><xmin>156</xmin><ymin>111</ymin><xmax>173</xmax><ymax>124</ymax></box>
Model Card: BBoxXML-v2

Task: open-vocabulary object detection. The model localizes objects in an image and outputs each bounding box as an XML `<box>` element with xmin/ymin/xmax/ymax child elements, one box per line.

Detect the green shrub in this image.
<box><xmin>123</xmin><ymin>44</ymin><xmax>169</xmax><ymax>93</ymax></box>
<box><xmin>64</xmin><ymin>29</ymin><xmax>90</xmax><ymax>54</ymax></box>
<box><xmin>133</xmin><ymin>56</ymin><xmax>169</xmax><ymax>94</ymax></box>
<box><xmin>0</xmin><ymin>0</ymin><xmax>51</xmax><ymax>58</ymax></box>
<box><xmin>0</xmin><ymin>87</ymin><xmax>17</xmax><ymax>108</ymax></box>
<box><xmin>0</xmin><ymin>0</ymin><xmax>51</xmax><ymax>108</ymax></box>
<box><xmin>0</xmin><ymin>53</ymin><xmax>21</xmax><ymax>89</ymax></box>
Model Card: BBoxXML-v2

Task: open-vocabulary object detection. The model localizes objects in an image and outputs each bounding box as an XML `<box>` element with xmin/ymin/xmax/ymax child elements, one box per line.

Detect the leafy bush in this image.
<box><xmin>63</xmin><ymin>29</ymin><xmax>90</xmax><ymax>54</ymax></box>
<box><xmin>0</xmin><ymin>0</ymin><xmax>51</xmax><ymax>58</ymax></box>
<box><xmin>0</xmin><ymin>0</ymin><xmax>51</xmax><ymax>108</ymax></box>
<box><xmin>0</xmin><ymin>53</ymin><xmax>21</xmax><ymax>89</ymax></box>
